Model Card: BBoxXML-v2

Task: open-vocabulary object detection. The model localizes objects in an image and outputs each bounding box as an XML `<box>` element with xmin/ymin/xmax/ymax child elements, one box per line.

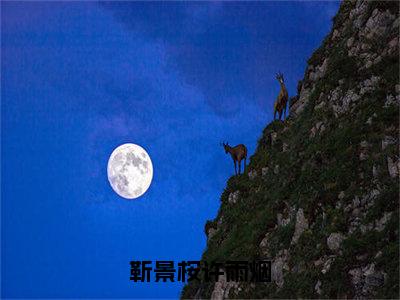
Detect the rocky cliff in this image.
<box><xmin>181</xmin><ymin>1</ymin><xmax>399</xmax><ymax>299</ymax></box>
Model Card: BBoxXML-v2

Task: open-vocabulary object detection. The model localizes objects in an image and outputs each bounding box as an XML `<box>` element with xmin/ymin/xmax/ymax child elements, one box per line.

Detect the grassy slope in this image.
<box><xmin>182</xmin><ymin>1</ymin><xmax>399</xmax><ymax>298</ymax></box>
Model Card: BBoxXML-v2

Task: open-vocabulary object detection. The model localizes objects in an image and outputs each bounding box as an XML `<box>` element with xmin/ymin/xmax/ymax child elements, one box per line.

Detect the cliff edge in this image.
<box><xmin>182</xmin><ymin>1</ymin><xmax>399</xmax><ymax>298</ymax></box>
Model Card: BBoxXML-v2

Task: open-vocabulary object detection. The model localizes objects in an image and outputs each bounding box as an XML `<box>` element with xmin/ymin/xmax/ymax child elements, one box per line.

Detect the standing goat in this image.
<box><xmin>222</xmin><ymin>142</ymin><xmax>247</xmax><ymax>175</ymax></box>
<box><xmin>273</xmin><ymin>72</ymin><xmax>289</xmax><ymax>121</ymax></box>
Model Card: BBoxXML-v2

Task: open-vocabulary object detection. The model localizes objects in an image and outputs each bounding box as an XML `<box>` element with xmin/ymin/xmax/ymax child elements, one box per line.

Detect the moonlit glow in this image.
<box><xmin>107</xmin><ymin>143</ymin><xmax>153</xmax><ymax>199</ymax></box>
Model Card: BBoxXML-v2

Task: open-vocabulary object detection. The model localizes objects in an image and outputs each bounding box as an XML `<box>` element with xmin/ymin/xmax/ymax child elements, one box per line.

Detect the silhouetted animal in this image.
<box><xmin>273</xmin><ymin>72</ymin><xmax>289</xmax><ymax>121</ymax></box>
<box><xmin>222</xmin><ymin>142</ymin><xmax>247</xmax><ymax>175</ymax></box>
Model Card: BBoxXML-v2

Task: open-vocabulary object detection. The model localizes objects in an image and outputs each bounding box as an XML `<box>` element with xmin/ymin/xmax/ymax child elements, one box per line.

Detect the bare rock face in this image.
<box><xmin>362</xmin><ymin>189</ymin><xmax>380</xmax><ymax>208</ymax></box>
<box><xmin>382</xmin><ymin>135</ymin><xmax>396</xmax><ymax>150</ymax></box>
<box><xmin>228</xmin><ymin>190</ymin><xmax>240</xmax><ymax>204</ymax></box>
<box><xmin>362</xmin><ymin>8</ymin><xmax>395</xmax><ymax>40</ymax></box>
<box><xmin>291</xmin><ymin>208</ymin><xmax>308</xmax><ymax>245</ymax></box>
<box><xmin>359</xmin><ymin>76</ymin><xmax>380</xmax><ymax>96</ymax></box>
<box><xmin>270</xmin><ymin>132</ymin><xmax>278</xmax><ymax>145</ymax></box>
<box><xmin>277</xmin><ymin>202</ymin><xmax>295</xmax><ymax>227</ymax></box>
<box><xmin>277</xmin><ymin>213</ymin><xmax>291</xmax><ymax>227</ymax></box>
<box><xmin>272</xmin><ymin>257</ymin><xmax>285</xmax><ymax>288</ymax></box>
<box><xmin>327</xmin><ymin>233</ymin><xmax>345</xmax><ymax>252</ymax></box>
<box><xmin>346</xmin><ymin>36</ymin><xmax>355</xmax><ymax>48</ymax></box>
<box><xmin>309</xmin><ymin>58</ymin><xmax>328</xmax><ymax>82</ymax></box>
<box><xmin>273</xmin><ymin>165</ymin><xmax>280</xmax><ymax>175</ymax></box>
<box><xmin>271</xmin><ymin>249</ymin><xmax>289</xmax><ymax>288</ymax></box>
<box><xmin>321</xmin><ymin>255</ymin><xmax>336</xmax><ymax>274</ymax></box>
<box><xmin>348</xmin><ymin>3</ymin><xmax>397</xmax><ymax>69</ymax></box>
<box><xmin>314</xmin><ymin>99</ymin><xmax>326</xmax><ymax>111</ymax></box>
<box><xmin>384</xmin><ymin>94</ymin><xmax>400</xmax><ymax>107</ymax></box>
<box><xmin>210</xmin><ymin>269</ymin><xmax>239</xmax><ymax>300</ymax></box>
<box><xmin>290</xmin><ymin>86</ymin><xmax>311</xmax><ymax>117</ymax></box>
<box><xmin>359</xmin><ymin>140</ymin><xmax>370</xmax><ymax>161</ymax></box>
<box><xmin>332</xmin><ymin>89</ymin><xmax>361</xmax><ymax>117</ymax></box>
<box><xmin>363</xmin><ymin>264</ymin><xmax>385</xmax><ymax>294</ymax></box>
<box><xmin>349</xmin><ymin>263</ymin><xmax>386</xmax><ymax>298</ymax></box>
<box><xmin>372</xmin><ymin>164</ymin><xmax>379</xmax><ymax>178</ymax></box>
<box><xmin>315</xmin><ymin>280</ymin><xmax>322</xmax><ymax>295</ymax></box>
<box><xmin>261</xmin><ymin>167</ymin><xmax>268</xmax><ymax>176</ymax></box>
<box><xmin>259</xmin><ymin>232</ymin><xmax>271</xmax><ymax>255</ymax></box>
<box><xmin>207</xmin><ymin>227</ymin><xmax>217</xmax><ymax>241</ymax></box>
<box><xmin>349</xmin><ymin>0</ymin><xmax>369</xmax><ymax>30</ymax></box>
<box><xmin>310</xmin><ymin>121</ymin><xmax>325</xmax><ymax>138</ymax></box>
<box><xmin>387</xmin><ymin>157</ymin><xmax>399</xmax><ymax>178</ymax></box>
<box><xmin>248</xmin><ymin>170</ymin><xmax>257</xmax><ymax>180</ymax></box>
<box><xmin>375</xmin><ymin>212</ymin><xmax>393</xmax><ymax>232</ymax></box>
<box><xmin>347</xmin><ymin>189</ymin><xmax>382</xmax><ymax>234</ymax></box>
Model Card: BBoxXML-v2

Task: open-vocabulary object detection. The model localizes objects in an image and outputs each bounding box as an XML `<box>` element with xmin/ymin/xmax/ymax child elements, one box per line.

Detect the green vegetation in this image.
<box><xmin>181</xmin><ymin>0</ymin><xmax>399</xmax><ymax>298</ymax></box>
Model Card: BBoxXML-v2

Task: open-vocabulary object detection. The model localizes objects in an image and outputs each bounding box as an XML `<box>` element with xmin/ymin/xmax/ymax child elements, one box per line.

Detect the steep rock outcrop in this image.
<box><xmin>182</xmin><ymin>1</ymin><xmax>399</xmax><ymax>298</ymax></box>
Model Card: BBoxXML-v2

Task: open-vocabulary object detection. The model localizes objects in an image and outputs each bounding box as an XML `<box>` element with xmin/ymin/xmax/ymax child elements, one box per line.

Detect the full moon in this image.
<box><xmin>107</xmin><ymin>143</ymin><xmax>153</xmax><ymax>199</ymax></box>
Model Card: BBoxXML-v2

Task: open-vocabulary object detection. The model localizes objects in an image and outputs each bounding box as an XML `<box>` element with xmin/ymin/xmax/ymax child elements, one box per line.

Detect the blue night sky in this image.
<box><xmin>2</xmin><ymin>1</ymin><xmax>339</xmax><ymax>298</ymax></box>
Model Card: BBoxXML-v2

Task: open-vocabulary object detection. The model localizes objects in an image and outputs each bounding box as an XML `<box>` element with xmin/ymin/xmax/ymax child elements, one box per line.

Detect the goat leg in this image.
<box><xmin>283</xmin><ymin>104</ymin><xmax>287</xmax><ymax>120</ymax></box>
